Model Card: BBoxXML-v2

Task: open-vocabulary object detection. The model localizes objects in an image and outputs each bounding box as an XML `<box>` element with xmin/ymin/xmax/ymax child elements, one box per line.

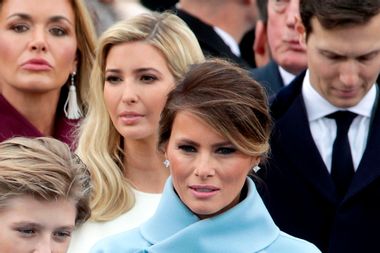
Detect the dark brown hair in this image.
<box><xmin>159</xmin><ymin>59</ymin><xmax>272</xmax><ymax>160</ymax></box>
<box><xmin>257</xmin><ymin>0</ymin><xmax>268</xmax><ymax>23</ymax></box>
<box><xmin>300</xmin><ymin>0</ymin><xmax>380</xmax><ymax>39</ymax></box>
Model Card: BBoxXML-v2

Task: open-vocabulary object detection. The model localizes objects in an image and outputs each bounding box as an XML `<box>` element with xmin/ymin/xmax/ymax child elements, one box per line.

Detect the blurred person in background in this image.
<box><xmin>175</xmin><ymin>0</ymin><xmax>258</xmax><ymax>68</ymax></box>
<box><xmin>251</xmin><ymin>0</ymin><xmax>307</xmax><ymax>96</ymax></box>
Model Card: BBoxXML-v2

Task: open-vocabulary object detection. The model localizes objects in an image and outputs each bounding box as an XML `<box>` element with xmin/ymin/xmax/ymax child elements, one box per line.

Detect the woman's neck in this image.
<box><xmin>2</xmin><ymin>88</ymin><xmax>60</xmax><ymax>136</ymax></box>
<box><xmin>123</xmin><ymin>137</ymin><xmax>169</xmax><ymax>193</ymax></box>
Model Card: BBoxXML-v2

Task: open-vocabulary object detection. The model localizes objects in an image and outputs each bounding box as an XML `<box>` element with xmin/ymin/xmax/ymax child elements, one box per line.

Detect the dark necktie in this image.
<box><xmin>326</xmin><ymin>111</ymin><xmax>357</xmax><ymax>199</ymax></box>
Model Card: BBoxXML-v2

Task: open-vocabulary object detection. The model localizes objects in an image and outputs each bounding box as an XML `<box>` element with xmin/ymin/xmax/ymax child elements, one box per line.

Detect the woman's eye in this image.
<box><xmin>11</xmin><ymin>24</ymin><xmax>29</xmax><ymax>33</ymax></box>
<box><xmin>178</xmin><ymin>145</ymin><xmax>196</xmax><ymax>153</ymax></box>
<box><xmin>105</xmin><ymin>75</ymin><xmax>123</xmax><ymax>84</ymax></box>
<box><xmin>50</xmin><ymin>27</ymin><xmax>66</xmax><ymax>36</ymax></box>
<box><xmin>216</xmin><ymin>147</ymin><xmax>236</xmax><ymax>155</ymax></box>
<box><xmin>140</xmin><ymin>75</ymin><xmax>157</xmax><ymax>83</ymax></box>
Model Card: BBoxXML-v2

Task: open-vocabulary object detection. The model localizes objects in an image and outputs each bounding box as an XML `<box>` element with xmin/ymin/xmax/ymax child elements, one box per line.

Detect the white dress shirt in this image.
<box><xmin>279</xmin><ymin>66</ymin><xmax>296</xmax><ymax>86</ymax></box>
<box><xmin>302</xmin><ymin>70</ymin><xmax>377</xmax><ymax>172</ymax></box>
<box><xmin>214</xmin><ymin>26</ymin><xmax>241</xmax><ymax>57</ymax></box>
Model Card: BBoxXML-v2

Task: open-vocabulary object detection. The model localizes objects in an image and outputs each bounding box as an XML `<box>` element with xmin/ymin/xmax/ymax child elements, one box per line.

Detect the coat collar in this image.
<box><xmin>140</xmin><ymin>177</ymin><xmax>280</xmax><ymax>252</ymax></box>
<box><xmin>0</xmin><ymin>94</ymin><xmax>78</xmax><ymax>148</ymax></box>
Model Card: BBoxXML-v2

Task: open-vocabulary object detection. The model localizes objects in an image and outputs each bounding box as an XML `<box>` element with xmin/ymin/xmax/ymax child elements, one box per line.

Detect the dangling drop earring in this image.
<box><xmin>64</xmin><ymin>71</ymin><xmax>82</xmax><ymax>120</ymax></box>
<box><xmin>252</xmin><ymin>165</ymin><xmax>261</xmax><ymax>173</ymax></box>
<box><xmin>163</xmin><ymin>159</ymin><xmax>170</xmax><ymax>168</ymax></box>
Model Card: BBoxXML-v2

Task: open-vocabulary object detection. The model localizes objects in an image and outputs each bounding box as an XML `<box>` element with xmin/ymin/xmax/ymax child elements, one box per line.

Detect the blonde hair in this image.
<box><xmin>67</xmin><ymin>0</ymin><xmax>96</xmax><ymax>111</ymax></box>
<box><xmin>77</xmin><ymin>12</ymin><xmax>204</xmax><ymax>221</ymax></box>
<box><xmin>0</xmin><ymin>137</ymin><xmax>91</xmax><ymax>226</ymax></box>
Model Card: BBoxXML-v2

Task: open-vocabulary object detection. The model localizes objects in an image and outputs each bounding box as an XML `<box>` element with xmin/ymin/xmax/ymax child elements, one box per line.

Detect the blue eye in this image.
<box><xmin>216</xmin><ymin>147</ymin><xmax>236</xmax><ymax>155</ymax></box>
<box><xmin>178</xmin><ymin>145</ymin><xmax>196</xmax><ymax>153</ymax></box>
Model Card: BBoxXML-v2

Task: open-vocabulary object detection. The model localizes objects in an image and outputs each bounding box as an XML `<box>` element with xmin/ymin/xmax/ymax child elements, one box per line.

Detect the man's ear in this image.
<box><xmin>254</xmin><ymin>20</ymin><xmax>271</xmax><ymax>67</ymax></box>
<box><xmin>295</xmin><ymin>17</ymin><xmax>307</xmax><ymax>49</ymax></box>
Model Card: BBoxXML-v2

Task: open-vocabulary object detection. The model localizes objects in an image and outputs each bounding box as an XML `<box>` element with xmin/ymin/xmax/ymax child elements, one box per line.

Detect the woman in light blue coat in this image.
<box><xmin>91</xmin><ymin>59</ymin><xmax>321</xmax><ymax>253</ymax></box>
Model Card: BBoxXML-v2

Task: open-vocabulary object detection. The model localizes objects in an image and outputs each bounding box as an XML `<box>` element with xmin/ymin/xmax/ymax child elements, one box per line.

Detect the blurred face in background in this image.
<box><xmin>267</xmin><ymin>0</ymin><xmax>307</xmax><ymax>74</ymax></box>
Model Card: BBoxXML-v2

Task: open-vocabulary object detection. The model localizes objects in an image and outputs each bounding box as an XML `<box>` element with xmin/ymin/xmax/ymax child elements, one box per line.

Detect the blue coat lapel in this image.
<box><xmin>140</xmin><ymin>177</ymin><xmax>280</xmax><ymax>253</ymax></box>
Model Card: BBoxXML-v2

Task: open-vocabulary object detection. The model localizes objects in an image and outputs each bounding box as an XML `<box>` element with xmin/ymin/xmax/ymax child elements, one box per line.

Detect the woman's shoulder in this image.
<box><xmin>90</xmin><ymin>227</ymin><xmax>150</xmax><ymax>253</ymax></box>
<box><xmin>264</xmin><ymin>231</ymin><xmax>321</xmax><ymax>253</ymax></box>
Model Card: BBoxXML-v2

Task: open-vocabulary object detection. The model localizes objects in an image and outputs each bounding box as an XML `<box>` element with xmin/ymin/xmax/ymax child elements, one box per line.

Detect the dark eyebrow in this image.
<box><xmin>319</xmin><ymin>49</ymin><xmax>342</xmax><ymax>56</ymax></box>
<box><xmin>357</xmin><ymin>50</ymin><xmax>380</xmax><ymax>59</ymax></box>
<box><xmin>178</xmin><ymin>138</ymin><xmax>199</xmax><ymax>147</ymax></box>
<box><xmin>177</xmin><ymin>138</ymin><xmax>232</xmax><ymax>149</ymax></box>
<box><xmin>7</xmin><ymin>13</ymin><xmax>31</xmax><ymax>21</ymax></box>
<box><xmin>212</xmin><ymin>141</ymin><xmax>233</xmax><ymax>148</ymax></box>
<box><xmin>319</xmin><ymin>48</ymin><xmax>380</xmax><ymax>60</ymax></box>
<box><xmin>7</xmin><ymin>13</ymin><xmax>73</xmax><ymax>26</ymax></box>
<box><xmin>49</xmin><ymin>15</ymin><xmax>74</xmax><ymax>26</ymax></box>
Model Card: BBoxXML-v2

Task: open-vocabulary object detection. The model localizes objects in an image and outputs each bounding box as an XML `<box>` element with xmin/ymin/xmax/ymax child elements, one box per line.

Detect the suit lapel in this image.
<box><xmin>345</xmin><ymin>103</ymin><xmax>380</xmax><ymax>201</ymax></box>
<box><xmin>266</xmin><ymin>61</ymin><xmax>285</xmax><ymax>92</ymax></box>
<box><xmin>274</xmin><ymin>85</ymin><xmax>337</xmax><ymax>203</ymax></box>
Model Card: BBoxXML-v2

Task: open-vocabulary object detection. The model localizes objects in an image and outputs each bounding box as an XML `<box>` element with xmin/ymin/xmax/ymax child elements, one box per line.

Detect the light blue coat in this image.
<box><xmin>91</xmin><ymin>177</ymin><xmax>321</xmax><ymax>253</ymax></box>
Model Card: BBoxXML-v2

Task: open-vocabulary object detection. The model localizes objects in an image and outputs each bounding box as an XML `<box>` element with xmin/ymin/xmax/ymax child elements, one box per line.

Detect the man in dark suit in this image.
<box><xmin>251</xmin><ymin>0</ymin><xmax>307</xmax><ymax>96</ymax></box>
<box><xmin>175</xmin><ymin>0</ymin><xmax>258</xmax><ymax>68</ymax></box>
<box><xmin>258</xmin><ymin>0</ymin><xmax>380</xmax><ymax>252</ymax></box>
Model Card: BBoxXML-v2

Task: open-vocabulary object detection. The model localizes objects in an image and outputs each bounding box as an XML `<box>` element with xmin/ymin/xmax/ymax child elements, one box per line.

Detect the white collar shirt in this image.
<box><xmin>302</xmin><ymin>70</ymin><xmax>377</xmax><ymax>172</ymax></box>
<box><xmin>279</xmin><ymin>66</ymin><xmax>296</xmax><ymax>86</ymax></box>
<box><xmin>214</xmin><ymin>26</ymin><xmax>241</xmax><ymax>57</ymax></box>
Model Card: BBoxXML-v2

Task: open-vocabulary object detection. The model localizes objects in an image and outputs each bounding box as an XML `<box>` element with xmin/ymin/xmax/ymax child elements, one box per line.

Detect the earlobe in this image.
<box><xmin>254</xmin><ymin>21</ymin><xmax>270</xmax><ymax>67</ymax></box>
<box><xmin>72</xmin><ymin>53</ymin><xmax>79</xmax><ymax>73</ymax></box>
<box><xmin>250</xmin><ymin>156</ymin><xmax>261</xmax><ymax>168</ymax></box>
<box><xmin>295</xmin><ymin>18</ymin><xmax>307</xmax><ymax>49</ymax></box>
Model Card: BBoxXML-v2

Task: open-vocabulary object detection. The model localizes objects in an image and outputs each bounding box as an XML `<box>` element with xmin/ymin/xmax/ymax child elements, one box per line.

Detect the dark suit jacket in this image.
<box><xmin>175</xmin><ymin>9</ymin><xmax>249</xmax><ymax>68</ymax></box>
<box><xmin>250</xmin><ymin>61</ymin><xmax>285</xmax><ymax>97</ymax></box>
<box><xmin>257</xmin><ymin>72</ymin><xmax>380</xmax><ymax>253</ymax></box>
